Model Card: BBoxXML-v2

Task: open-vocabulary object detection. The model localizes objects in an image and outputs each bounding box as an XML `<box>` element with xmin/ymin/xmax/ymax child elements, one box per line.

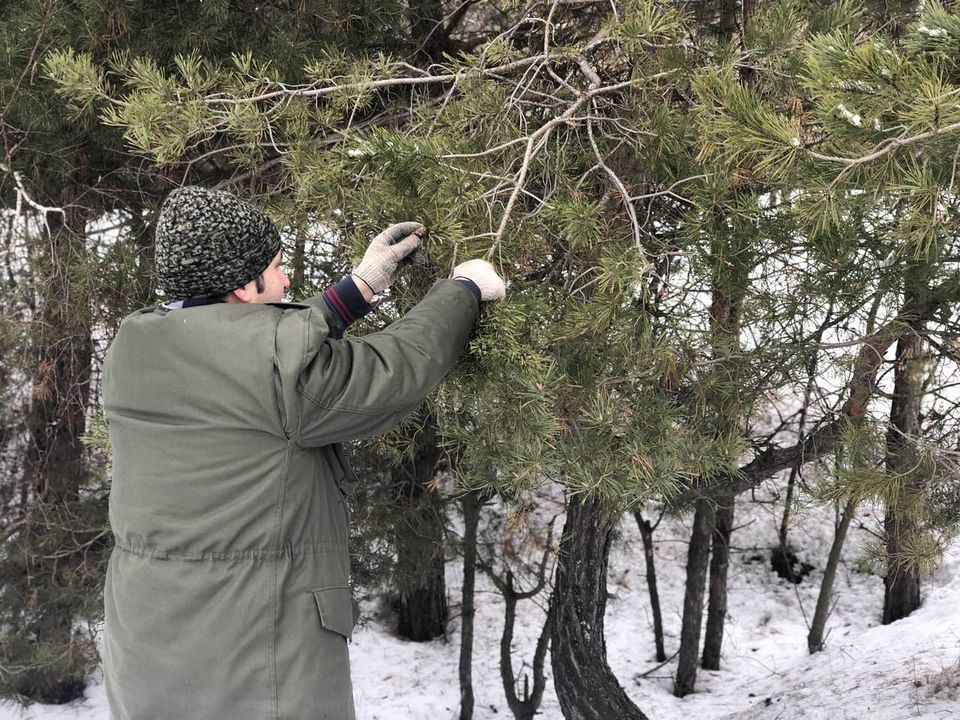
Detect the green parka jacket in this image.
<box><xmin>102</xmin><ymin>279</ymin><xmax>479</xmax><ymax>720</ymax></box>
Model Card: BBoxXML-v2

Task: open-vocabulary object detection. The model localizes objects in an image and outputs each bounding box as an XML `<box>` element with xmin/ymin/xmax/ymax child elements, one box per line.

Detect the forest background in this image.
<box><xmin>1</xmin><ymin>0</ymin><xmax>960</xmax><ymax>718</ymax></box>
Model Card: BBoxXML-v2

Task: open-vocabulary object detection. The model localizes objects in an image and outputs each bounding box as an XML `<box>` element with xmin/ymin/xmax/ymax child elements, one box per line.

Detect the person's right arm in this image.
<box><xmin>292</xmin><ymin>277</ymin><xmax>480</xmax><ymax>446</ymax></box>
<box><xmin>275</xmin><ymin>245</ymin><xmax>505</xmax><ymax>446</ymax></box>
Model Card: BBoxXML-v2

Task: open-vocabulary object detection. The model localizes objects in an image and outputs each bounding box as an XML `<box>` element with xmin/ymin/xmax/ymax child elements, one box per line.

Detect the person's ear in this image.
<box><xmin>230</xmin><ymin>286</ymin><xmax>255</xmax><ymax>304</ymax></box>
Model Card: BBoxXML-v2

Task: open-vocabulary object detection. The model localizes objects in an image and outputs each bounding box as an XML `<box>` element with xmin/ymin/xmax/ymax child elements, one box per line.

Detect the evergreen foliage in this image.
<box><xmin>2</xmin><ymin>0</ymin><xmax>960</xmax><ymax>712</ymax></box>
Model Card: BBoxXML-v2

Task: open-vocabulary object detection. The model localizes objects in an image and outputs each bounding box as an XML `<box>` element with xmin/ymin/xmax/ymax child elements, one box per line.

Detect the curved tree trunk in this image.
<box><xmin>500</xmin><ymin>572</ymin><xmax>551</xmax><ymax>720</ymax></box>
<box><xmin>808</xmin><ymin>498</ymin><xmax>856</xmax><ymax>653</ymax></box>
<box><xmin>550</xmin><ymin>494</ymin><xmax>650</xmax><ymax>720</ymax></box>
<box><xmin>633</xmin><ymin>510</ymin><xmax>666</xmax><ymax>662</ymax></box>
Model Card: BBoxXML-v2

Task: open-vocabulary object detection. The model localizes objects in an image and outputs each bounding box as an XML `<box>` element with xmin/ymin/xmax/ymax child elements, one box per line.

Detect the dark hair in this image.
<box><xmin>214</xmin><ymin>271</ymin><xmax>265</xmax><ymax>302</ymax></box>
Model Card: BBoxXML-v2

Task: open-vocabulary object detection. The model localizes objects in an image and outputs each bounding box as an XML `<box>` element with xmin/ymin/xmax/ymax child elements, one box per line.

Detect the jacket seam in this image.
<box><xmin>297</xmin><ymin>385</ymin><xmax>417</xmax><ymax>416</ymax></box>
<box><xmin>112</xmin><ymin>539</ymin><xmax>347</xmax><ymax>561</ymax></box>
<box><xmin>294</xmin><ymin>312</ymin><xmax>309</xmax><ymax>443</ymax></box>
<box><xmin>273</xmin><ymin>312</ymin><xmax>291</xmax><ymax>441</ymax></box>
<box><xmin>270</xmin><ymin>442</ymin><xmax>293</xmax><ymax>720</ymax></box>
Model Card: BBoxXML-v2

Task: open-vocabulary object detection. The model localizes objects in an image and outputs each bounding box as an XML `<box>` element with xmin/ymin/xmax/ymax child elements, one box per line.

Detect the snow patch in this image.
<box><xmin>837</xmin><ymin>104</ymin><xmax>862</xmax><ymax>127</ymax></box>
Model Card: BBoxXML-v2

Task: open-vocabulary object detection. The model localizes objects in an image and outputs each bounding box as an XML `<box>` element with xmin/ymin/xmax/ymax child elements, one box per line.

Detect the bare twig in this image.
<box><xmin>204</xmin><ymin>55</ymin><xmax>551</xmax><ymax>106</ymax></box>
<box><xmin>808</xmin><ymin>120</ymin><xmax>960</xmax><ymax>167</ymax></box>
<box><xmin>0</xmin><ymin>161</ymin><xmax>65</xmax><ymax>237</ymax></box>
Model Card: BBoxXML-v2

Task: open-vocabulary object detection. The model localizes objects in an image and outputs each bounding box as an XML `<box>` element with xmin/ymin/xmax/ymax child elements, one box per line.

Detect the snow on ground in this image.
<box><xmin>2</xmin><ymin>487</ymin><xmax>958</xmax><ymax>720</ymax></box>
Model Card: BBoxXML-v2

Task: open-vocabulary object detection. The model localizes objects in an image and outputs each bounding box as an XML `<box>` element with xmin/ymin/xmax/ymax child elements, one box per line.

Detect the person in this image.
<box><xmin>101</xmin><ymin>185</ymin><xmax>505</xmax><ymax>720</ymax></box>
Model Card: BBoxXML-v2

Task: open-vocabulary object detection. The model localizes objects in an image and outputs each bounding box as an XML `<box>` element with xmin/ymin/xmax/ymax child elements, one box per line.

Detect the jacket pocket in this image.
<box><xmin>312</xmin><ymin>586</ymin><xmax>355</xmax><ymax>641</ymax></box>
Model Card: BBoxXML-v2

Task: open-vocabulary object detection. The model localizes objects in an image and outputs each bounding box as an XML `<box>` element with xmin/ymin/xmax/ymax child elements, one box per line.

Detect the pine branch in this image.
<box><xmin>808</xmin><ymin>120</ymin><xmax>960</xmax><ymax>167</ymax></box>
<box><xmin>484</xmin><ymin>72</ymin><xmax>676</xmax><ymax>260</ymax></box>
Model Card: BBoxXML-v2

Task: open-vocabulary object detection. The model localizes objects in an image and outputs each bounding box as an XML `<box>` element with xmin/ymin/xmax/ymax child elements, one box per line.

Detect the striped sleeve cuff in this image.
<box><xmin>322</xmin><ymin>276</ymin><xmax>372</xmax><ymax>327</ymax></box>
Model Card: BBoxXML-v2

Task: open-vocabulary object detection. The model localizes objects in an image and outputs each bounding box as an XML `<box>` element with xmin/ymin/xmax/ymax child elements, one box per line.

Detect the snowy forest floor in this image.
<box><xmin>2</xmin><ymin>486</ymin><xmax>958</xmax><ymax>720</ymax></box>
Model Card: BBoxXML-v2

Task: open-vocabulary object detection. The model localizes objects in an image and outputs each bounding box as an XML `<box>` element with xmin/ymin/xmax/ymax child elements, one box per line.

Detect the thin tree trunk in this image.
<box><xmin>883</xmin><ymin>266</ymin><xmax>927</xmax><ymax>624</ymax></box>
<box><xmin>500</xmin><ymin>572</ymin><xmax>551</xmax><ymax>720</ymax></box>
<box><xmin>676</xmin><ymin>220</ymin><xmax>747</xmax><ymax>695</ymax></box>
<box><xmin>633</xmin><ymin>509</ymin><xmax>666</xmax><ymax>662</ymax></box>
<box><xmin>719</xmin><ymin>0</ymin><xmax>738</xmax><ymax>41</ymax></box>
<box><xmin>780</xmin><ymin>328</ymin><xmax>824</xmax><ymax>549</ymax></box>
<box><xmin>779</xmin><ymin>470</ymin><xmax>797</xmax><ymax>550</ymax></box>
<box><xmin>551</xmin><ymin>494</ymin><xmax>650</xmax><ymax>720</ymax></box>
<box><xmin>702</xmin><ymin>495</ymin><xmax>734</xmax><ymax>670</ymax></box>
<box><xmin>458</xmin><ymin>490</ymin><xmax>481</xmax><ymax>720</ymax></box>
<box><xmin>290</xmin><ymin>225</ymin><xmax>307</xmax><ymax>296</ymax></box>
<box><xmin>674</xmin><ymin>498</ymin><xmax>715</xmax><ymax>697</ymax></box>
<box><xmin>808</xmin><ymin>498</ymin><xmax>857</xmax><ymax>653</ymax></box>
<box><xmin>477</xmin><ymin>513</ymin><xmax>553</xmax><ymax>720</ymax></box>
<box><xmin>394</xmin><ymin>412</ymin><xmax>447</xmax><ymax>641</ymax></box>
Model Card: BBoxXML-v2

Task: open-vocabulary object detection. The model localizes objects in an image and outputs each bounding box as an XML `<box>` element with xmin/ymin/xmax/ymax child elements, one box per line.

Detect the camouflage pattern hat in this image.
<box><xmin>155</xmin><ymin>186</ymin><xmax>282</xmax><ymax>299</ymax></box>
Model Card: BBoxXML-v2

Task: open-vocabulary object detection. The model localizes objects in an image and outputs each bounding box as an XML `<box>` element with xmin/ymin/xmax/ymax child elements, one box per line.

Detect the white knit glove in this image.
<box><xmin>352</xmin><ymin>222</ymin><xmax>424</xmax><ymax>294</ymax></box>
<box><xmin>451</xmin><ymin>259</ymin><xmax>506</xmax><ymax>301</ymax></box>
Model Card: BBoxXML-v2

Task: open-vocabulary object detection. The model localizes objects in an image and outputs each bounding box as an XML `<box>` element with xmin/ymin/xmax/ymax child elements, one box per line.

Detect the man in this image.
<box><xmin>102</xmin><ymin>186</ymin><xmax>504</xmax><ymax>720</ymax></box>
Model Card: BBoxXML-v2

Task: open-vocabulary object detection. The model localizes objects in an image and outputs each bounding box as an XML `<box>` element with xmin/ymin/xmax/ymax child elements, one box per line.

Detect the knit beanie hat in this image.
<box><xmin>155</xmin><ymin>186</ymin><xmax>282</xmax><ymax>299</ymax></box>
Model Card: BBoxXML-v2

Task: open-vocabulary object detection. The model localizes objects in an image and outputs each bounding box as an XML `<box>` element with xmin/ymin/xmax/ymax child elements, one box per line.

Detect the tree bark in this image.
<box><xmin>458</xmin><ymin>490</ymin><xmax>480</xmax><ymax>720</ymax></box>
<box><xmin>808</xmin><ymin>498</ymin><xmax>856</xmax><ymax>653</ymax></box>
<box><xmin>674</xmin><ymin>498</ymin><xmax>715</xmax><ymax>697</ymax></box>
<box><xmin>17</xmin><ymin>178</ymin><xmax>94</xmax><ymax>703</ymax></box>
<box><xmin>702</xmin><ymin>495</ymin><xmax>734</xmax><ymax>670</ymax></box>
<box><xmin>633</xmin><ymin>510</ymin><xmax>666</xmax><ymax>662</ymax></box>
<box><xmin>676</xmin><ymin>222</ymin><xmax>746</xmax><ymax>692</ymax></box>
<box><xmin>718</xmin><ymin>0</ymin><xmax>738</xmax><ymax>41</ymax></box>
<box><xmin>393</xmin><ymin>412</ymin><xmax>447</xmax><ymax>641</ymax></box>
<box><xmin>407</xmin><ymin>0</ymin><xmax>446</xmax><ymax>58</ymax></box>
<box><xmin>882</xmin><ymin>270</ymin><xmax>927</xmax><ymax>624</ymax></box>
<box><xmin>550</xmin><ymin>494</ymin><xmax>650</xmax><ymax>720</ymax></box>
<box><xmin>500</xmin><ymin>572</ymin><xmax>551</xmax><ymax>720</ymax></box>
<box><xmin>290</xmin><ymin>225</ymin><xmax>307</xmax><ymax>297</ymax></box>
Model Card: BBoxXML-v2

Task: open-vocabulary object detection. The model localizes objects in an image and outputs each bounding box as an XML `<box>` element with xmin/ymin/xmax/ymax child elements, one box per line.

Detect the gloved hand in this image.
<box><xmin>352</xmin><ymin>222</ymin><xmax>424</xmax><ymax>294</ymax></box>
<box><xmin>451</xmin><ymin>259</ymin><xmax>506</xmax><ymax>301</ymax></box>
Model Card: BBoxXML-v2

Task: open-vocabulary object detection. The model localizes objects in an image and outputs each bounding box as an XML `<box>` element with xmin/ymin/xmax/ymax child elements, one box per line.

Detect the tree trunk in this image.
<box><xmin>702</xmin><ymin>495</ymin><xmax>734</xmax><ymax>670</ymax></box>
<box><xmin>407</xmin><ymin>0</ymin><xmax>446</xmax><ymax>58</ymax></box>
<box><xmin>780</xmin><ymin>332</ymin><xmax>823</xmax><ymax>550</ymax></box>
<box><xmin>16</xmin><ymin>179</ymin><xmax>94</xmax><ymax>703</ymax></box>
<box><xmin>680</xmin><ymin>216</ymin><xmax>748</xmax><ymax>692</ymax></box>
<box><xmin>501</xmin><ymin>572</ymin><xmax>551</xmax><ymax>720</ymax></box>
<box><xmin>393</xmin><ymin>412</ymin><xmax>447</xmax><ymax>641</ymax></box>
<box><xmin>808</xmin><ymin>498</ymin><xmax>856</xmax><ymax>653</ymax></box>
<box><xmin>290</xmin><ymin>225</ymin><xmax>307</xmax><ymax>296</ymax></box>
<box><xmin>674</xmin><ymin>498</ymin><xmax>715</xmax><ymax>697</ymax></box>
<box><xmin>458</xmin><ymin>490</ymin><xmax>481</xmax><ymax>720</ymax></box>
<box><xmin>633</xmin><ymin>510</ymin><xmax>666</xmax><ymax>662</ymax></box>
<box><xmin>550</xmin><ymin>494</ymin><xmax>650</xmax><ymax>720</ymax></box>
<box><xmin>882</xmin><ymin>275</ymin><xmax>926</xmax><ymax>623</ymax></box>
<box><xmin>718</xmin><ymin>0</ymin><xmax>738</xmax><ymax>41</ymax></box>
<box><xmin>22</xmin><ymin>209</ymin><xmax>92</xmax><ymax>507</ymax></box>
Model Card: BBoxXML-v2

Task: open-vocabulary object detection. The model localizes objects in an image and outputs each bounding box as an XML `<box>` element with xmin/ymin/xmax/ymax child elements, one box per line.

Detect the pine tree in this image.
<box><xmin>0</xmin><ymin>0</ymin><xmax>418</xmax><ymax>701</ymax></box>
<box><xmin>41</xmin><ymin>0</ymin><xmax>960</xmax><ymax>714</ymax></box>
